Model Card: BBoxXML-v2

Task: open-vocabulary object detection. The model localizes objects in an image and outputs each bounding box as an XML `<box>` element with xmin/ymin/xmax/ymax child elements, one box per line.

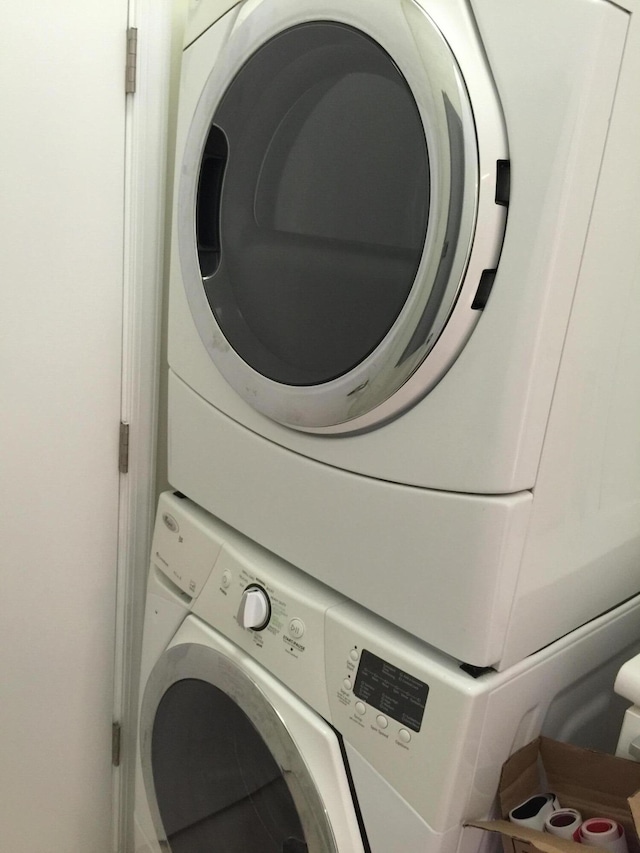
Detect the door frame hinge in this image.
<box><xmin>119</xmin><ymin>422</ymin><xmax>130</xmax><ymax>474</ymax></box>
<box><xmin>112</xmin><ymin>721</ymin><xmax>122</xmax><ymax>767</ymax></box>
<box><xmin>125</xmin><ymin>27</ymin><xmax>138</xmax><ymax>94</ymax></box>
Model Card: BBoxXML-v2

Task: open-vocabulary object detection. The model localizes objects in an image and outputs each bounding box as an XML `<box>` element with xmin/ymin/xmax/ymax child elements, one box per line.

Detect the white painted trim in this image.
<box><xmin>112</xmin><ymin>1</ymin><xmax>174</xmax><ymax>849</ymax></box>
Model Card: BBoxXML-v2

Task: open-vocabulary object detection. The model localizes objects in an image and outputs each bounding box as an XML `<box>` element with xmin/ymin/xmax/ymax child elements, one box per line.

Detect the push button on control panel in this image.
<box><xmin>162</xmin><ymin>512</ymin><xmax>179</xmax><ymax>533</ymax></box>
<box><xmin>288</xmin><ymin>618</ymin><xmax>305</xmax><ymax>639</ymax></box>
<box><xmin>376</xmin><ymin>715</ymin><xmax>389</xmax><ymax>729</ymax></box>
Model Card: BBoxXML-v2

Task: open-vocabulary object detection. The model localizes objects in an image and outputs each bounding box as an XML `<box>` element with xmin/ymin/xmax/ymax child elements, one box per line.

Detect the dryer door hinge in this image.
<box><xmin>112</xmin><ymin>721</ymin><xmax>122</xmax><ymax>767</ymax></box>
<box><xmin>119</xmin><ymin>422</ymin><xmax>130</xmax><ymax>474</ymax></box>
<box><xmin>125</xmin><ymin>27</ymin><xmax>138</xmax><ymax>94</ymax></box>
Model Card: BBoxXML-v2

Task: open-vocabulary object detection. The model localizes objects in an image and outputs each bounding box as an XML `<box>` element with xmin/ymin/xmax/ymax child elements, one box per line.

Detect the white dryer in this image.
<box><xmin>134</xmin><ymin>493</ymin><xmax>640</xmax><ymax>853</ymax></box>
<box><xmin>167</xmin><ymin>0</ymin><xmax>640</xmax><ymax>667</ymax></box>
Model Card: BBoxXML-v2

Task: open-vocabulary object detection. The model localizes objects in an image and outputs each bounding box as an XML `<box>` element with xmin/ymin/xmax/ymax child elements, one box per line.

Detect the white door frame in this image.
<box><xmin>112</xmin><ymin>0</ymin><xmax>176</xmax><ymax>849</ymax></box>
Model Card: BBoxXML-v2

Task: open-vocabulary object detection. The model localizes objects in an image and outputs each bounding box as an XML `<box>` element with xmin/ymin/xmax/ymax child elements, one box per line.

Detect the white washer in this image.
<box><xmin>168</xmin><ymin>0</ymin><xmax>640</xmax><ymax>668</ymax></box>
<box><xmin>134</xmin><ymin>493</ymin><xmax>640</xmax><ymax>853</ymax></box>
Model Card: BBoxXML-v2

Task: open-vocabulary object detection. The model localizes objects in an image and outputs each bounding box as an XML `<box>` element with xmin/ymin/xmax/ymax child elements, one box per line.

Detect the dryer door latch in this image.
<box><xmin>495</xmin><ymin>160</ymin><xmax>511</xmax><ymax>206</ymax></box>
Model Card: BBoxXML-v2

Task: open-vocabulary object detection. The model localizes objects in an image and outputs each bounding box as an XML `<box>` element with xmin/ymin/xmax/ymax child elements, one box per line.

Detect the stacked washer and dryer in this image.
<box><xmin>135</xmin><ymin>0</ymin><xmax>640</xmax><ymax>851</ymax></box>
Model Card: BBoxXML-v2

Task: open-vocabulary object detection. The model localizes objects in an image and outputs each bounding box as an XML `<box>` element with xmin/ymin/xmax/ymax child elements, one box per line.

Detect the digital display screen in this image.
<box><xmin>353</xmin><ymin>649</ymin><xmax>428</xmax><ymax>732</ymax></box>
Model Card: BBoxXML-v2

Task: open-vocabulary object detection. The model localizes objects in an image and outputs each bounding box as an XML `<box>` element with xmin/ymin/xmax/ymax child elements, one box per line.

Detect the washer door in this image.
<box><xmin>139</xmin><ymin>631</ymin><xmax>364</xmax><ymax>852</ymax></box>
<box><xmin>178</xmin><ymin>0</ymin><xmax>507</xmax><ymax>432</ymax></box>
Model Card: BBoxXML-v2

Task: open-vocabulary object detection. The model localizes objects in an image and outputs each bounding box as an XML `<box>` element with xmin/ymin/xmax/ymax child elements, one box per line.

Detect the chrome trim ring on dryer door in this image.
<box><xmin>178</xmin><ymin>0</ymin><xmax>507</xmax><ymax>433</ymax></box>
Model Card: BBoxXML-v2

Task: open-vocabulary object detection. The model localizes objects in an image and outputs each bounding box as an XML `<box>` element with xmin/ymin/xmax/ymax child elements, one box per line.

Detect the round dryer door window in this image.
<box><xmin>178</xmin><ymin>0</ymin><xmax>508</xmax><ymax>432</ymax></box>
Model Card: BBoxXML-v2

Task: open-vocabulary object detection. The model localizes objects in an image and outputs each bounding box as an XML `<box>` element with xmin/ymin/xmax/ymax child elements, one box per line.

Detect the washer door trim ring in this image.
<box><xmin>139</xmin><ymin>641</ymin><xmax>340</xmax><ymax>852</ymax></box>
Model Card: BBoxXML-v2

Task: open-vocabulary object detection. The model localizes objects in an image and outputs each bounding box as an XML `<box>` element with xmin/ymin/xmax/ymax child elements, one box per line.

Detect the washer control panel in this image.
<box><xmin>193</xmin><ymin>533</ymin><xmax>345</xmax><ymax>718</ymax></box>
<box><xmin>326</xmin><ymin>600</ymin><xmax>480</xmax><ymax>831</ymax></box>
<box><xmin>333</xmin><ymin>639</ymin><xmax>428</xmax><ymax>753</ymax></box>
<box><xmin>352</xmin><ymin>648</ymin><xmax>429</xmax><ymax>735</ymax></box>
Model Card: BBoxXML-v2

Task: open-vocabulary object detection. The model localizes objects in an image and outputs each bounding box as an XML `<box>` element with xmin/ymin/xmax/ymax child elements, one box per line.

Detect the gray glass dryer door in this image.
<box><xmin>196</xmin><ymin>22</ymin><xmax>429</xmax><ymax>388</ymax></box>
<box><xmin>177</xmin><ymin>1</ymin><xmax>497</xmax><ymax>432</ymax></box>
<box><xmin>139</xmin><ymin>640</ymin><xmax>348</xmax><ymax>853</ymax></box>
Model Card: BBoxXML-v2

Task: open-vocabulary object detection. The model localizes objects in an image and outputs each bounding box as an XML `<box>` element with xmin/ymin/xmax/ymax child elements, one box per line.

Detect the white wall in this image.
<box><xmin>0</xmin><ymin>1</ymin><xmax>128</xmax><ymax>849</ymax></box>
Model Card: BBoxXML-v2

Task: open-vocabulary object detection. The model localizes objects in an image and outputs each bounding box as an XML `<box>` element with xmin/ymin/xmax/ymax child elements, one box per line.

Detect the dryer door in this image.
<box><xmin>178</xmin><ymin>0</ymin><xmax>507</xmax><ymax>433</ymax></box>
<box><xmin>139</xmin><ymin>622</ymin><xmax>366</xmax><ymax>853</ymax></box>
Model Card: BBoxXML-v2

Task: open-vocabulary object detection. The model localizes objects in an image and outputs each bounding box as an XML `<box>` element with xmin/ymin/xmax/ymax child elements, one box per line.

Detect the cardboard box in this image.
<box><xmin>470</xmin><ymin>737</ymin><xmax>640</xmax><ymax>853</ymax></box>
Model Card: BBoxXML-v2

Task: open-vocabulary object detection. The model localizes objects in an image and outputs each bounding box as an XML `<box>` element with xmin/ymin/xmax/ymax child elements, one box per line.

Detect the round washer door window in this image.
<box><xmin>140</xmin><ymin>642</ymin><xmax>342</xmax><ymax>852</ymax></box>
<box><xmin>151</xmin><ymin>679</ymin><xmax>309</xmax><ymax>852</ymax></box>
<box><xmin>178</xmin><ymin>1</ymin><xmax>505</xmax><ymax>432</ymax></box>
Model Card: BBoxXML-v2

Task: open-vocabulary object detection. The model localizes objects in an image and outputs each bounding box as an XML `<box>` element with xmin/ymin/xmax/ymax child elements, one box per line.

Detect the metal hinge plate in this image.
<box><xmin>112</xmin><ymin>721</ymin><xmax>122</xmax><ymax>767</ymax></box>
<box><xmin>126</xmin><ymin>27</ymin><xmax>138</xmax><ymax>94</ymax></box>
<box><xmin>119</xmin><ymin>422</ymin><xmax>130</xmax><ymax>474</ymax></box>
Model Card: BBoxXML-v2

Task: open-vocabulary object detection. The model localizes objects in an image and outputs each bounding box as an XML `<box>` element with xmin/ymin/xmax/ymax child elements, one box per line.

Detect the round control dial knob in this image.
<box><xmin>237</xmin><ymin>585</ymin><xmax>271</xmax><ymax>631</ymax></box>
